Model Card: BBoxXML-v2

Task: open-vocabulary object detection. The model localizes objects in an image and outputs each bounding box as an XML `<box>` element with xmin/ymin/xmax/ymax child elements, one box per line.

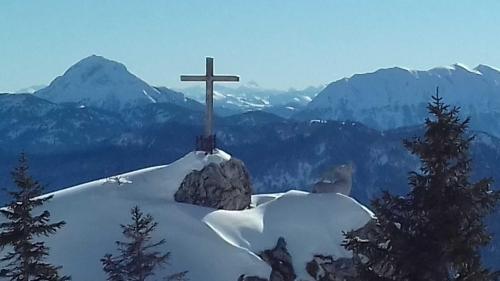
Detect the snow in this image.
<box><xmin>309</xmin><ymin>119</ymin><xmax>327</xmax><ymax>124</ymax></box>
<box><xmin>430</xmin><ymin>63</ymin><xmax>482</xmax><ymax>75</ymax></box>
<box><xmin>205</xmin><ymin>190</ymin><xmax>372</xmax><ymax>273</ymax></box>
<box><xmin>1</xmin><ymin>149</ymin><xmax>373</xmax><ymax>281</ymax></box>
<box><xmin>142</xmin><ymin>89</ymin><xmax>157</xmax><ymax>103</ymax></box>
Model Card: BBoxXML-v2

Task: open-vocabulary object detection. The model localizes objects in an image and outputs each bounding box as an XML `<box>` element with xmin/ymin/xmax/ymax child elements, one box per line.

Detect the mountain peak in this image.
<box><xmin>34</xmin><ymin>55</ymin><xmax>172</xmax><ymax>111</ymax></box>
<box><xmin>72</xmin><ymin>55</ymin><xmax>126</xmax><ymax>69</ymax></box>
<box><xmin>450</xmin><ymin>63</ymin><xmax>481</xmax><ymax>74</ymax></box>
<box><xmin>34</xmin><ymin>55</ymin><xmax>201</xmax><ymax>112</ymax></box>
<box><xmin>475</xmin><ymin>64</ymin><xmax>500</xmax><ymax>74</ymax></box>
<box><xmin>377</xmin><ymin>66</ymin><xmax>414</xmax><ymax>75</ymax></box>
<box><xmin>63</xmin><ymin>55</ymin><xmax>129</xmax><ymax>83</ymax></box>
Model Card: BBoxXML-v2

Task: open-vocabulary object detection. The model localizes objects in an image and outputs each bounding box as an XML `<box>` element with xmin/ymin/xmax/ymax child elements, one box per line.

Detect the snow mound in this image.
<box><xmin>6</xmin><ymin>149</ymin><xmax>373</xmax><ymax>281</ymax></box>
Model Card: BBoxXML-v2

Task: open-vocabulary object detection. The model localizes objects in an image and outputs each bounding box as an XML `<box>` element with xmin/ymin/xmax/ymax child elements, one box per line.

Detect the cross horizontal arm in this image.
<box><xmin>180</xmin><ymin>75</ymin><xmax>207</xmax><ymax>82</ymax></box>
<box><xmin>212</xmin><ymin>75</ymin><xmax>240</xmax><ymax>82</ymax></box>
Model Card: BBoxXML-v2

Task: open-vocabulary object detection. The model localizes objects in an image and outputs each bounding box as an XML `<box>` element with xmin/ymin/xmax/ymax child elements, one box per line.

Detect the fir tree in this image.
<box><xmin>101</xmin><ymin>206</ymin><xmax>187</xmax><ymax>281</ymax></box>
<box><xmin>0</xmin><ymin>153</ymin><xmax>70</xmax><ymax>281</ymax></box>
<box><xmin>344</xmin><ymin>94</ymin><xmax>500</xmax><ymax>281</ymax></box>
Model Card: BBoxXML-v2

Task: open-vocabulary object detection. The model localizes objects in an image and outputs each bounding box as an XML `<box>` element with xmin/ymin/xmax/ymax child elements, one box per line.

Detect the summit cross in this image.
<box><xmin>180</xmin><ymin>57</ymin><xmax>239</xmax><ymax>153</ymax></box>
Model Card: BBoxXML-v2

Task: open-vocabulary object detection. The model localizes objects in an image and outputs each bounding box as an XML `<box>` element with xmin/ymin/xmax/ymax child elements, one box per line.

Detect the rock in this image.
<box><xmin>306</xmin><ymin>255</ymin><xmax>357</xmax><ymax>281</ymax></box>
<box><xmin>174</xmin><ymin>157</ymin><xmax>252</xmax><ymax>210</ymax></box>
<box><xmin>259</xmin><ymin>237</ymin><xmax>296</xmax><ymax>281</ymax></box>
<box><xmin>238</xmin><ymin>275</ymin><xmax>268</xmax><ymax>281</ymax></box>
<box><xmin>243</xmin><ymin>237</ymin><xmax>356</xmax><ymax>281</ymax></box>
<box><xmin>312</xmin><ymin>163</ymin><xmax>353</xmax><ymax>196</ymax></box>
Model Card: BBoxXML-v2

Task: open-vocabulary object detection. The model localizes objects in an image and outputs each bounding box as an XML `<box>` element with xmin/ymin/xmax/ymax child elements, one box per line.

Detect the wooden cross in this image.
<box><xmin>181</xmin><ymin>57</ymin><xmax>239</xmax><ymax>152</ymax></box>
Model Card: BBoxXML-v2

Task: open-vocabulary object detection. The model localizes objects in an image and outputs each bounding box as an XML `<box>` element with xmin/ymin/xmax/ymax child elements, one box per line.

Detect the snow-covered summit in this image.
<box><xmin>35</xmin><ymin>55</ymin><xmax>191</xmax><ymax>111</ymax></box>
<box><xmin>13</xmin><ymin>149</ymin><xmax>373</xmax><ymax>281</ymax></box>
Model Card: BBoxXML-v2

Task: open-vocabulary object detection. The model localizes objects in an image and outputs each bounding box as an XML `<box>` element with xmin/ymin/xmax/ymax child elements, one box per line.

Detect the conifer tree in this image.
<box><xmin>101</xmin><ymin>206</ymin><xmax>187</xmax><ymax>281</ymax></box>
<box><xmin>344</xmin><ymin>94</ymin><xmax>500</xmax><ymax>281</ymax></box>
<box><xmin>0</xmin><ymin>153</ymin><xmax>70</xmax><ymax>281</ymax></box>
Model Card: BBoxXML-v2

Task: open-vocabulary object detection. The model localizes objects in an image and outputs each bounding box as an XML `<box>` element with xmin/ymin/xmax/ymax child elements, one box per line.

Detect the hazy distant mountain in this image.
<box><xmin>15</xmin><ymin>84</ymin><xmax>46</xmax><ymax>94</ymax></box>
<box><xmin>180</xmin><ymin>83</ymin><xmax>324</xmax><ymax>117</ymax></box>
<box><xmin>35</xmin><ymin>55</ymin><xmax>201</xmax><ymax>112</ymax></box>
<box><xmin>296</xmin><ymin>63</ymin><xmax>500</xmax><ymax>137</ymax></box>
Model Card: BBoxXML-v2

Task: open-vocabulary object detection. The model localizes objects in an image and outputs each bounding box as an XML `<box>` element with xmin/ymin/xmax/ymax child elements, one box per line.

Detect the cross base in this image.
<box><xmin>196</xmin><ymin>134</ymin><xmax>216</xmax><ymax>154</ymax></box>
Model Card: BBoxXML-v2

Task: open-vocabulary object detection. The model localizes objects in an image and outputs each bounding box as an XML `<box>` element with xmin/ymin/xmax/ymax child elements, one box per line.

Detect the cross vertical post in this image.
<box><xmin>205</xmin><ymin>57</ymin><xmax>214</xmax><ymax>137</ymax></box>
<box><xmin>180</xmin><ymin>57</ymin><xmax>239</xmax><ymax>153</ymax></box>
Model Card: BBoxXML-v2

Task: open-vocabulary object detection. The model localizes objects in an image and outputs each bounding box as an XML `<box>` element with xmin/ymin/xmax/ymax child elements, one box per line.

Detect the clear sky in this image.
<box><xmin>1</xmin><ymin>1</ymin><xmax>500</xmax><ymax>92</ymax></box>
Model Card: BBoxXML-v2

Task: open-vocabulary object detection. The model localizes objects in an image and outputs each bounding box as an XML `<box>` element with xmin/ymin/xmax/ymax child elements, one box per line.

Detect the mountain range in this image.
<box><xmin>298</xmin><ymin>63</ymin><xmax>500</xmax><ymax>137</ymax></box>
<box><xmin>179</xmin><ymin>83</ymin><xmax>323</xmax><ymax>117</ymax></box>
<box><xmin>22</xmin><ymin>56</ymin><xmax>500</xmax><ymax>138</ymax></box>
<box><xmin>4</xmin><ymin>55</ymin><xmax>500</xmax><ymax>201</ymax></box>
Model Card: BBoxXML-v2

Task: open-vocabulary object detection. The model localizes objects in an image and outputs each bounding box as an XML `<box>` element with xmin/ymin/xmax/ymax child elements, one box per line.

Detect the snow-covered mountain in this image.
<box><xmin>20</xmin><ymin>57</ymin><xmax>500</xmax><ymax>137</ymax></box>
<box><xmin>297</xmin><ymin>64</ymin><xmax>500</xmax><ymax>137</ymax></box>
<box><xmin>35</xmin><ymin>55</ymin><xmax>201</xmax><ymax>112</ymax></box>
<box><xmin>6</xmin><ymin>150</ymin><xmax>372</xmax><ymax>281</ymax></box>
<box><xmin>181</xmin><ymin>84</ymin><xmax>323</xmax><ymax>117</ymax></box>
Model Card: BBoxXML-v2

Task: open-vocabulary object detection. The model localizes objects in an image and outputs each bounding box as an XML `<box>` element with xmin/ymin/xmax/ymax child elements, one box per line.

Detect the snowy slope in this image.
<box><xmin>35</xmin><ymin>55</ymin><xmax>198</xmax><ymax>111</ymax></box>
<box><xmin>299</xmin><ymin>64</ymin><xmax>500</xmax><ymax>136</ymax></box>
<box><xmin>2</xmin><ymin>150</ymin><xmax>373</xmax><ymax>281</ymax></box>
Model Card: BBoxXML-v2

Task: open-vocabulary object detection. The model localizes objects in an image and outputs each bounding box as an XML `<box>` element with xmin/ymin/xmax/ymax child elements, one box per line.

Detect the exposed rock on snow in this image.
<box><xmin>174</xmin><ymin>157</ymin><xmax>252</xmax><ymax>210</ymax></box>
<box><xmin>306</xmin><ymin>255</ymin><xmax>356</xmax><ymax>281</ymax></box>
<box><xmin>259</xmin><ymin>237</ymin><xmax>296</xmax><ymax>281</ymax></box>
<box><xmin>238</xmin><ymin>275</ymin><xmax>269</xmax><ymax>281</ymax></box>
<box><xmin>242</xmin><ymin>239</ymin><xmax>358</xmax><ymax>281</ymax></box>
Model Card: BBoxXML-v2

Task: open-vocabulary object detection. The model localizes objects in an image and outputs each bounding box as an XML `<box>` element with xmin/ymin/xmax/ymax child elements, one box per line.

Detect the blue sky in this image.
<box><xmin>1</xmin><ymin>1</ymin><xmax>500</xmax><ymax>92</ymax></box>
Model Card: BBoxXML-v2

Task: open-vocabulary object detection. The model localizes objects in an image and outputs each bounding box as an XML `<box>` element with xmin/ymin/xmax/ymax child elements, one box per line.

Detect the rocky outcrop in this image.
<box><xmin>174</xmin><ymin>158</ymin><xmax>252</xmax><ymax>210</ymax></box>
<box><xmin>259</xmin><ymin>237</ymin><xmax>296</xmax><ymax>281</ymax></box>
<box><xmin>238</xmin><ymin>237</ymin><xmax>359</xmax><ymax>281</ymax></box>
<box><xmin>306</xmin><ymin>255</ymin><xmax>357</xmax><ymax>281</ymax></box>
